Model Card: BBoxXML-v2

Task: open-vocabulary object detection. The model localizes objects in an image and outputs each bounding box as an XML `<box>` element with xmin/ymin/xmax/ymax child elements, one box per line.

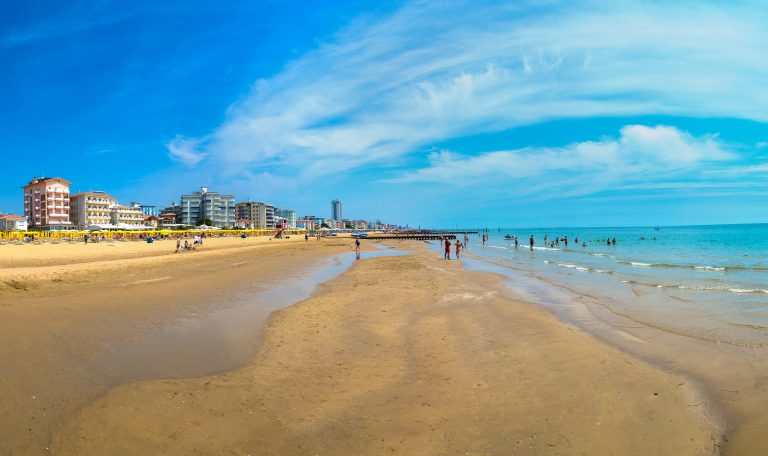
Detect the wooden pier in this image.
<box><xmin>361</xmin><ymin>234</ymin><xmax>456</xmax><ymax>241</ymax></box>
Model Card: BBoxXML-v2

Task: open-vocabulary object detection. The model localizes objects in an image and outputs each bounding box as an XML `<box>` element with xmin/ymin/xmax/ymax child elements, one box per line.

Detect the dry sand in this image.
<box><xmin>22</xmin><ymin>241</ymin><xmax>719</xmax><ymax>455</ymax></box>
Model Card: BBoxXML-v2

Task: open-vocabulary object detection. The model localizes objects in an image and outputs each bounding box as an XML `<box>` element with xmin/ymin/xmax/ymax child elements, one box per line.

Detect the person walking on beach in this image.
<box><xmin>83</xmin><ymin>233</ymin><xmax>89</xmax><ymax>244</ymax></box>
<box><xmin>444</xmin><ymin>238</ymin><xmax>451</xmax><ymax>259</ymax></box>
<box><xmin>355</xmin><ymin>238</ymin><xmax>361</xmax><ymax>253</ymax></box>
<box><xmin>175</xmin><ymin>239</ymin><xmax>181</xmax><ymax>253</ymax></box>
<box><xmin>455</xmin><ymin>240</ymin><xmax>462</xmax><ymax>259</ymax></box>
<box><xmin>305</xmin><ymin>233</ymin><xmax>308</xmax><ymax>242</ymax></box>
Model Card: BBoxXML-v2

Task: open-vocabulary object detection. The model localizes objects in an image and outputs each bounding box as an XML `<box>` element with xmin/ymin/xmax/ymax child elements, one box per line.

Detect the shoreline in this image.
<box><xmin>459</xmin><ymin>245</ymin><xmax>768</xmax><ymax>454</ymax></box>
<box><xmin>42</xmin><ymin>241</ymin><xmax>717</xmax><ymax>455</ymax></box>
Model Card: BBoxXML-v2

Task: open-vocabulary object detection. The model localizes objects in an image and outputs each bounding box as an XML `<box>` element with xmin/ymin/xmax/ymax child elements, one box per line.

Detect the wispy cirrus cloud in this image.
<box><xmin>168</xmin><ymin>0</ymin><xmax>768</xmax><ymax>189</ymax></box>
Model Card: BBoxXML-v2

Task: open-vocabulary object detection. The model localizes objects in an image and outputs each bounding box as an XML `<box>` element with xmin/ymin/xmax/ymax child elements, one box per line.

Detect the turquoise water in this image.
<box><xmin>463</xmin><ymin>224</ymin><xmax>768</xmax><ymax>347</ymax></box>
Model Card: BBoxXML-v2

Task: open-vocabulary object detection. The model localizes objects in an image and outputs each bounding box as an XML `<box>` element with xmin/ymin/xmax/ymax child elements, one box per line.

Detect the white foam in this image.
<box><xmin>630</xmin><ymin>262</ymin><xmax>652</xmax><ymax>267</ymax></box>
<box><xmin>694</xmin><ymin>265</ymin><xmax>726</xmax><ymax>272</ymax></box>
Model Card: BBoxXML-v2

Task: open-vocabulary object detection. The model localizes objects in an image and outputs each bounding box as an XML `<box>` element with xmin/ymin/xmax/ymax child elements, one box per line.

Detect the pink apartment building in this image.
<box><xmin>22</xmin><ymin>177</ymin><xmax>72</xmax><ymax>230</ymax></box>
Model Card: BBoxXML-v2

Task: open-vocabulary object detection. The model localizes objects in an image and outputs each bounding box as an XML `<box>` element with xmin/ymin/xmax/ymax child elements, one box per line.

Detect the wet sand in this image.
<box><xmin>0</xmin><ymin>236</ymin><xmax>367</xmax><ymax>454</ymax></box>
<box><xmin>25</xmin><ymin>242</ymin><xmax>718</xmax><ymax>455</ymax></box>
<box><xmin>463</xmin><ymin>252</ymin><xmax>768</xmax><ymax>455</ymax></box>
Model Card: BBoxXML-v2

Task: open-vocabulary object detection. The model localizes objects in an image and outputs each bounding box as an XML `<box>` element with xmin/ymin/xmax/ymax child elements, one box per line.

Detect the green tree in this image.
<box><xmin>321</xmin><ymin>222</ymin><xmax>330</xmax><ymax>228</ymax></box>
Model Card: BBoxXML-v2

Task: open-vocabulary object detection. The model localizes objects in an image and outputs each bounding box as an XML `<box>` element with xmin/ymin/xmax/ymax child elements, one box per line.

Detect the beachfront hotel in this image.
<box><xmin>69</xmin><ymin>192</ymin><xmax>144</xmax><ymax>229</ymax></box>
<box><xmin>180</xmin><ymin>187</ymin><xmax>235</xmax><ymax>227</ymax></box>
<box><xmin>331</xmin><ymin>199</ymin><xmax>343</xmax><ymax>222</ymax></box>
<box><xmin>22</xmin><ymin>177</ymin><xmax>73</xmax><ymax>230</ymax></box>
<box><xmin>69</xmin><ymin>191</ymin><xmax>116</xmax><ymax>228</ymax></box>
<box><xmin>235</xmin><ymin>200</ymin><xmax>275</xmax><ymax>230</ymax></box>
<box><xmin>110</xmin><ymin>204</ymin><xmax>144</xmax><ymax>228</ymax></box>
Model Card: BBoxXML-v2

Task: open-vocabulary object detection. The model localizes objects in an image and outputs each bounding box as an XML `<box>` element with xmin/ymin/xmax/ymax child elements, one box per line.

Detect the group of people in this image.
<box><xmin>175</xmin><ymin>234</ymin><xmax>203</xmax><ymax>253</ymax></box>
<box><xmin>488</xmin><ymin>233</ymin><xmax>620</xmax><ymax>250</ymax></box>
<box><xmin>443</xmin><ymin>237</ymin><xmax>464</xmax><ymax>260</ymax></box>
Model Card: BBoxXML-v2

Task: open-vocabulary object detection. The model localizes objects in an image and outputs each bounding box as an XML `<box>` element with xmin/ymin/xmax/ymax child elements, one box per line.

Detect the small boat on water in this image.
<box><xmin>504</xmin><ymin>234</ymin><xmax>512</xmax><ymax>240</ymax></box>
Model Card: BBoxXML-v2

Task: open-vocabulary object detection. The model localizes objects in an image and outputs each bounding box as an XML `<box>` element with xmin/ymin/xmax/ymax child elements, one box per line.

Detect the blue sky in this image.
<box><xmin>2</xmin><ymin>0</ymin><xmax>767</xmax><ymax>227</ymax></box>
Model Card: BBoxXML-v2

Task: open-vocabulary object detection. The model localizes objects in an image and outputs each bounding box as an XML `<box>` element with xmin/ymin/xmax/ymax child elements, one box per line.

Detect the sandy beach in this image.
<box><xmin>0</xmin><ymin>235</ymin><xmax>364</xmax><ymax>454</ymax></box>
<box><xmin>0</xmin><ymin>238</ymin><xmax>720</xmax><ymax>455</ymax></box>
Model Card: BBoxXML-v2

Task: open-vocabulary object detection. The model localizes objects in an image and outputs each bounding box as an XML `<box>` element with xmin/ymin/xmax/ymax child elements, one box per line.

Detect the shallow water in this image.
<box><xmin>450</xmin><ymin>226</ymin><xmax>768</xmax><ymax>451</ymax></box>
<box><xmin>91</xmin><ymin>248</ymin><xmax>407</xmax><ymax>385</ymax></box>
<box><xmin>468</xmin><ymin>225</ymin><xmax>768</xmax><ymax>348</ymax></box>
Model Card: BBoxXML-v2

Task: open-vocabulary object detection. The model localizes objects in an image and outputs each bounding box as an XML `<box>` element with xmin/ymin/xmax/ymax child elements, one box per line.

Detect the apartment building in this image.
<box><xmin>235</xmin><ymin>201</ymin><xmax>275</xmax><ymax>230</ymax></box>
<box><xmin>22</xmin><ymin>177</ymin><xmax>72</xmax><ymax>230</ymax></box>
<box><xmin>274</xmin><ymin>208</ymin><xmax>297</xmax><ymax>229</ymax></box>
<box><xmin>180</xmin><ymin>187</ymin><xmax>235</xmax><ymax>227</ymax></box>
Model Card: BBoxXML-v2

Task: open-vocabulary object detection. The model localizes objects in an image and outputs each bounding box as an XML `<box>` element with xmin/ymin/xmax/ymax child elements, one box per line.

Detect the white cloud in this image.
<box><xmin>170</xmin><ymin>0</ymin><xmax>768</xmax><ymax>182</ymax></box>
<box><xmin>166</xmin><ymin>136</ymin><xmax>206</xmax><ymax>166</ymax></box>
<box><xmin>388</xmin><ymin>125</ymin><xmax>735</xmax><ymax>195</ymax></box>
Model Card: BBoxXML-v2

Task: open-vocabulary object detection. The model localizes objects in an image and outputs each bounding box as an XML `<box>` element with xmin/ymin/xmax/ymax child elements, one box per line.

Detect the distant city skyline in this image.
<box><xmin>2</xmin><ymin>1</ymin><xmax>767</xmax><ymax>227</ymax></box>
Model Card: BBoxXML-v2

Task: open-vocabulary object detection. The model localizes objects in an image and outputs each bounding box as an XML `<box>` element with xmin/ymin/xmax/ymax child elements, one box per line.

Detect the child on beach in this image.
<box><xmin>175</xmin><ymin>240</ymin><xmax>181</xmax><ymax>253</ymax></box>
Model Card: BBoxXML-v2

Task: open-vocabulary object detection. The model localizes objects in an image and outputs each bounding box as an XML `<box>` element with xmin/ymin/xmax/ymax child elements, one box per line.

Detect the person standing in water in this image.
<box><xmin>464</xmin><ymin>233</ymin><xmax>469</xmax><ymax>247</ymax></box>
<box><xmin>529</xmin><ymin>235</ymin><xmax>534</xmax><ymax>250</ymax></box>
<box><xmin>455</xmin><ymin>239</ymin><xmax>462</xmax><ymax>259</ymax></box>
<box><xmin>514</xmin><ymin>237</ymin><xmax>519</xmax><ymax>248</ymax></box>
<box><xmin>444</xmin><ymin>238</ymin><xmax>451</xmax><ymax>259</ymax></box>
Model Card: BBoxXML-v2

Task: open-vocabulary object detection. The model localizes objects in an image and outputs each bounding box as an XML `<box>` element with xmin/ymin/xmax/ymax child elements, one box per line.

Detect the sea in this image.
<box><xmin>458</xmin><ymin>224</ymin><xmax>768</xmax><ymax>348</ymax></box>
